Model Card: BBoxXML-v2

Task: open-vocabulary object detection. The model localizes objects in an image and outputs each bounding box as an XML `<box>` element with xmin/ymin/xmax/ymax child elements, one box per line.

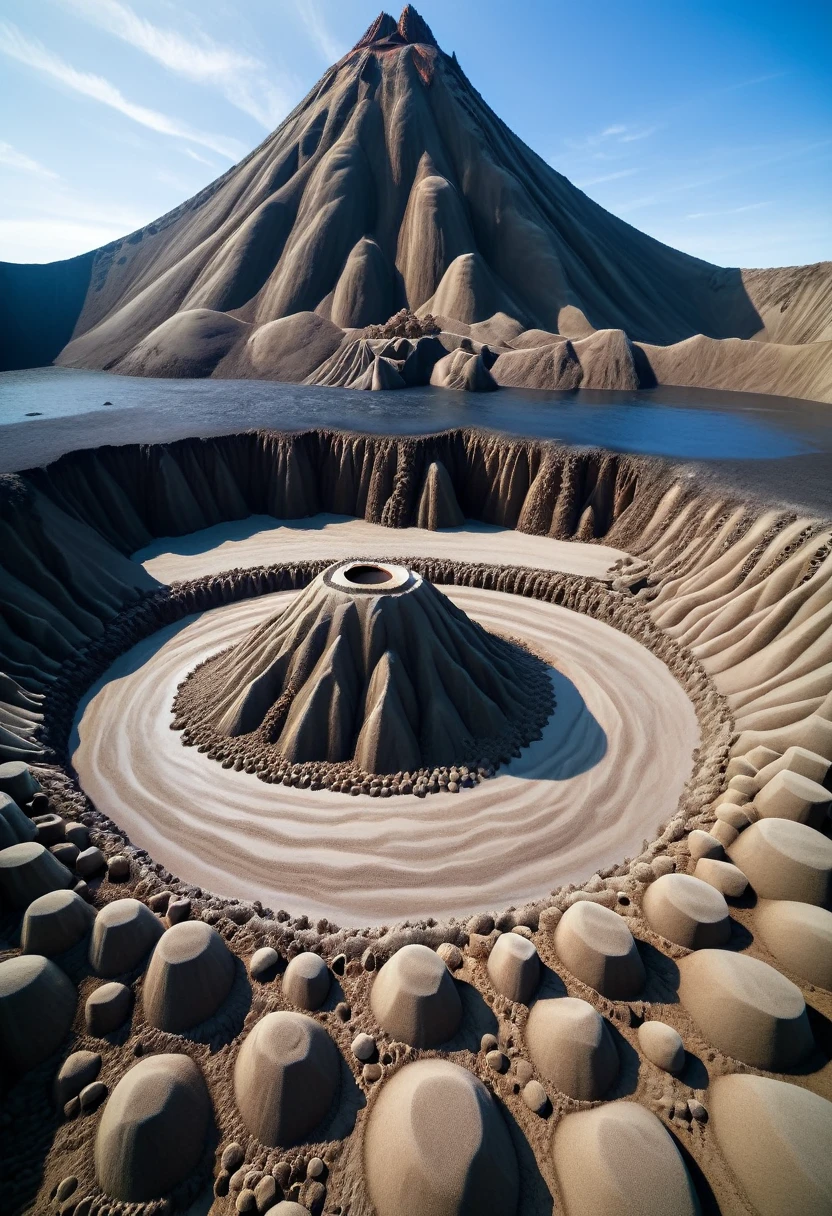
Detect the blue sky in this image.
<box><xmin>0</xmin><ymin>0</ymin><xmax>829</xmax><ymax>268</ymax></box>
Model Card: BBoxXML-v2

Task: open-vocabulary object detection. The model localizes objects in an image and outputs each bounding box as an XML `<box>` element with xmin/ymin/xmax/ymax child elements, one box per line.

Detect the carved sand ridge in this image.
<box><xmin>1</xmin><ymin>425</ymin><xmax>831</xmax><ymax>1216</ymax></box>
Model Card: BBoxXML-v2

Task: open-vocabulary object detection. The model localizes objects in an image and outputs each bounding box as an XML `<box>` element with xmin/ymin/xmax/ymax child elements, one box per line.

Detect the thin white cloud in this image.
<box><xmin>56</xmin><ymin>0</ymin><xmax>294</xmax><ymax>128</ymax></box>
<box><xmin>184</xmin><ymin>148</ymin><xmax>216</xmax><ymax>167</ymax></box>
<box><xmin>0</xmin><ymin>20</ymin><xmax>244</xmax><ymax>160</ymax></box>
<box><xmin>576</xmin><ymin>168</ymin><xmax>638</xmax><ymax>188</ymax></box>
<box><xmin>292</xmin><ymin>0</ymin><xmax>344</xmax><ymax>64</ymax></box>
<box><xmin>566</xmin><ymin>123</ymin><xmax>661</xmax><ymax>153</ymax></box>
<box><xmin>620</xmin><ymin>126</ymin><xmax>658</xmax><ymax>143</ymax></box>
<box><xmin>0</xmin><ymin>140</ymin><xmax>58</xmax><ymax>178</ymax></box>
<box><xmin>686</xmin><ymin>202</ymin><xmax>770</xmax><ymax>220</ymax></box>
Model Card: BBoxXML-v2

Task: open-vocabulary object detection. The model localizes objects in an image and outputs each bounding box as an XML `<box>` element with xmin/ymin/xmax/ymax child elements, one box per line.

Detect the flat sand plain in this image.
<box><xmin>71</xmin><ymin>570</ymin><xmax>698</xmax><ymax>921</ymax></box>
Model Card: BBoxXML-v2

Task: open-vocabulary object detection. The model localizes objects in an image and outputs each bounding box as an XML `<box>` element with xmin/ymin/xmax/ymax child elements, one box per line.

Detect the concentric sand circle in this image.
<box><xmin>72</xmin><ymin>586</ymin><xmax>699</xmax><ymax>922</ymax></box>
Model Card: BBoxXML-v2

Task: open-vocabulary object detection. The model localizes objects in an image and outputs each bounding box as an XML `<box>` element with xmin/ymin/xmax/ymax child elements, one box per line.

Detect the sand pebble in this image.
<box><xmin>486</xmin><ymin>1049</ymin><xmax>509</xmax><ymax>1073</ymax></box>
<box><xmin>250</xmin><ymin>946</ymin><xmax>280</xmax><ymax>981</ymax></box>
<box><xmin>522</xmin><ymin>1079</ymin><xmax>549</xmax><ymax>1115</ymax></box>
<box><xmin>89</xmin><ymin>898</ymin><xmax>163</xmax><ymax>977</ymax></box>
<box><xmin>687</xmin><ymin>830</ymin><xmax>723</xmax><ymax>862</ymax></box>
<box><xmin>75</xmin><ymin>846</ymin><xmax>106</xmax><ymax>877</ymax></box>
<box><xmin>487</xmin><ymin>932</ymin><xmax>540</xmax><ymax>1004</ymax></box>
<box><xmin>221</xmin><ymin>1142</ymin><xmax>244</xmax><ymax>1171</ymax></box>
<box><xmin>693</xmin><ymin>857</ymin><xmax>749</xmax><ymax>898</ymax></box>
<box><xmin>436</xmin><ymin>941</ymin><xmax>463</xmax><ymax>970</ymax></box>
<box><xmin>34</xmin><ymin>812</ymin><xmax>65</xmax><ymax>847</ymax></box>
<box><xmin>54</xmin><ymin>1050</ymin><xmax>101</xmax><ymax>1109</ymax></box>
<box><xmin>56</xmin><ymin>1177</ymin><xmax>77</xmax><ymax>1202</ymax></box>
<box><xmin>51</xmin><ymin>842</ymin><xmax>79</xmax><ymax>868</ymax></box>
<box><xmin>642</xmin><ymin>873</ymin><xmax>730</xmax><ymax>949</ymax></box>
<box><xmin>554</xmin><ymin>901</ymin><xmax>645</xmax><ymax>998</ymax></box>
<box><xmin>107</xmin><ymin>854</ymin><xmax>130</xmax><ymax>882</ymax></box>
<box><xmin>638</xmin><ymin>1021</ymin><xmax>685</xmax><ymax>1073</ymax></box>
<box><xmin>363</xmin><ymin>1062</ymin><xmax>382</xmax><ymax>1082</ymax></box>
<box><xmin>236</xmin><ymin>1190</ymin><xmax>256</xmax><ymax>1213</ymax></box>
<box><xmin>79</xmin><ymin>1080</ymin><xmax>107</xmax><ymax>1111</ymax></box>
<box><xmin>688</xmin><ymin>1099</ymin><xmax>707</xmax><ymax>1122</ymax></box>
<box><xmin>167</xmin><ymin>895</ymin><xmax>191</xmax><ymax>924</ymax></box>
<box><xmin>352</xmin><ymin>1032</ymin><xmax>375</xmax><ymax>1061</ymax></box>
<box><xmin>63</xmin><ymin>822</ymin><xmax>89</xmax><ymax>849</ymax></box>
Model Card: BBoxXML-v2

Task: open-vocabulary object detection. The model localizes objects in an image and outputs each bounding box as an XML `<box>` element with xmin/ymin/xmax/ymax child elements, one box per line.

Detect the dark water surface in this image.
<box><xmin>1</xmin><ymin>367</ymin><xmax>830</xmax><ymax>512</ymax></box>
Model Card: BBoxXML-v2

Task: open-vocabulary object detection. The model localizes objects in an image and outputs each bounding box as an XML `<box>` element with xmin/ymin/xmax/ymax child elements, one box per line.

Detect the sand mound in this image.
<box><xmin>89</xmin><ymin>897</ymin><xmax>163</xmax><ymax>977</ymax></box>
<box><xmin>173</xmin><ymin>561</ymin><xmax>553</xmax><ymax>786</ymax></box>
<box><xmin>637</xmin><ymin>1021</ymin><xmax>686</xmax><ymax>1073</ymax></box>
<box><xmin>21</xmin><ymin>889</ymin><xmax>95</xmax><ymax>956</ymax></box>
<box><xmin>0</xmin><ymin>954</ymin><xmax>76</xmax><ymax>1076</ymax></box>
<box><xmin>370</xmin><ymin>943</ymin><xmax>462</xmax><ymax>1047</ymax></box>
<box><xmin>94</xmin><ymin>1053</ymin><xmax>212</xmax><ymax>1201</ymax></box>
<box><xmin>492</xmin><ymin>340</ymin><xmax>582</xmax><ymax>390</ymax></box>
<box><xmin>233</xmin><ymin>1011</ymin><xmax>339</xmax><ymax>1145</ymax></box>
<box><xmin>0</xmin><ymin>792</ymin><xmax>37</xmax><ymax>844</ymax></box>
<box><xmin>85</xmin><ymin>981</ymin><xmax>133</xmax><ymax>1035</ymax></box>
<box><xmin>554</xmin><ymin>901</ymin><xmax>645</xmax><ymax>998</ymax></box>
<box><xmin>416</xmin><ymin>460</ymin><xmax>464</xmax><ymax>530</ymax></box>
<box><xmin>710</xmin><ymin>1074</ymin><xmax>832</xmax><ymax>1216</ymax></box>
<box><xmin>0</xmin><ymin>841</ymin><xmax>73</xmax><ymax>909</ymax></box>
<box><xmin>641</xmin><ymin>873</ymin><xmax>731</xmax><ymax>949</ymax></box>
<box><xmin>678</xmin><ymin>949</ymin><xmax>812</xmax><ymax>1069</ymax></box>
<box><xmin>282</xmin><ymin>951</ymin><xmax>331</xmax><ymax>1011</ymax></box>
<box><xmin>364</xmin><ymin>1058</ymin><xmax>519</xmax><ymax>1216</ymax></box>
<box><xmin>754</xmin><ymin>768</ymin><xmax>831</xmax><ymax>827</ymax></box>
<box><xmin>242</xmin><ymin>312</ymin><xmax>344</xmax><ymax>382</ymax></box>
<box><xmin>143</xmin><ymin>921</ymin><xmax>236</xmax><ymax>1032</ymax></box>
<box><xmin>0</xmin><ymin>760</ymin><xmax>41</xmax><ymax>804</ymax></box>
<box><xmin>115</xmin><ymin>309</ymin><xmax>250</xmax><ymax>379</ymax></box>
<box><xmin>524</xmin><ymin>997</ymin><xmax>618</xmax><ymax>1100</ymax></box>
<box><xmin>755</xmin><ymin>900</ymin><xmax>832</xmax><ymax>989</ymax></box>
<box><xmin>486</xmin><ymin>932</ymin><xmax>540</xmax><ymax>1003</ymax></box>
<box><xmin>552</xmin><ymin>1101</ymin><xmax>701</xmax><ymax>1216</ymax></box>
<box><xmin>728</xmin><ymin>818</ymin><xmax>832</xmax><ymax>904</ymax></box>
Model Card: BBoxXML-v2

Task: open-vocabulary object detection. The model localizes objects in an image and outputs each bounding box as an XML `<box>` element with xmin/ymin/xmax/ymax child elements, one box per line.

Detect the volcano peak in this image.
<box><xmin>353</xmin><ymin>7</ymin><xmax>439</xmax><ymax>53</ymax></box>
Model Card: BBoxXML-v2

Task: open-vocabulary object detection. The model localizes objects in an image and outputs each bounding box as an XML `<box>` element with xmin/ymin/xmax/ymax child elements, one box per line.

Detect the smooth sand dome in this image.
<box><xmin>641</xmin><ymin>873</ymin><xmax>731</xmax><ymax>949</ymax></box>
<box><xmin>94</xmin><ymin>1054</ymin><xmax>212</xmax><ymax>1201</ymax></box>
<box><xmin>282</xmin><ymin>952</ymin><xmax>331</xmax><ymax>1011</ymax></box>
<box><xmin>89</xmin><ymin>897</ymin><xmax>164</xmax><ymax>977</ymax></box>
<box><xmin>143</xmin><ymin>921</ymin><xmax>236</xmax><ymax>1033</ymax></box>
<box><xmin>524</xmin><ymin>997</ymin><xmax>619</xmax><ymax>1100</ymax></box>
<box><xmin>0</xmin><ymin>792</ymin><xmax>37</xmax><ymax>843</ymax></box>
<box><xmin>552</xmin><ymin>1102</ymin><xmax>701</xmax><ymax>1216</ymax></box>
<box><xmin>554</xmin><ymin>901</ymin><xmax>645</xmax><ymax>999</ymax></box>
<box><xmin>0</xmin><ymin>761</ymin><xmax>41</xmax><ymax>805</ymax></box>
<box><xmin>753</xmin><ymin>769</ymin><xmax>831</xmax><ymax>827</ymax></box>
<box><xmin>728</xmin><ymin>818</ymin><xmax>832</xmax><ymax>904</ymax></box>
<box><xmin>486</xmin><ymin>932</ymin><xmax>540</xmax><ymax>1004</ymax></box>
<box><xmin>0</xmin><ymin>841</ymin><xmax>73</xmax><ymax>909</ymax></box>
<box><xmin>754</xmin><ymin>900</ymin><xmax>832</xmax><ymax>990</ymax></box>
<box><xmin>364</xmin><ymin>1059</ymin><xmax>519</xmax><ymax>1216</ymax></box>
<box><xmin>710</xmin><ymin>1074</ymin><xmax>832</xmax><ymax>1216</ymax></box>
<box><xmin>172</xmin><ymin>561</ymin><xmax>553</xmax><ymax>785</ymax></box>
<box><xmin>678</xmin><ymin>949</ymin><xmax>813</xmax><ymax>1070</ymax></box>
<box><xmin>637</xmin><ymin>1021</ymin><xmax>686</xmax><ymax>1073</ymax></box>
<box><xmin>0</xmin><ymin>954</ymin><xmax>76</xmax><ymax>1076</ymax></box>
<box><xmin>21</xmin><ymin>889</ymin><xmax>95</xmax><ymax>956</ymax></box>
<box><xmin>370</xmin><ymin>944</ymin><xmax>462</xmax><ymax>1047</ymax></box>
<box><xmin>234</xmin><ymin>1011</ymin><xmax>339</xmax><ymax>1146</ymax></box>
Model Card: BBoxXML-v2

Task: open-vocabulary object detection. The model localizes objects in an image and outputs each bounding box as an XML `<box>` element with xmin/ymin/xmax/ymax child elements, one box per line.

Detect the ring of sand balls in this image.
<box><xmin>1</xmin><ymin>749</ymin><xmax>832</xmax><ymax>1214</ymax></box>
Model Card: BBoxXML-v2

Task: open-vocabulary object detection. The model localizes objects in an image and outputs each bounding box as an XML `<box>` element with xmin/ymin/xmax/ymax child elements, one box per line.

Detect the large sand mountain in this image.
<box><xmin>5</xmin><ymin>5</ymin><xmax>832</xmax><ymax>399</ymax></box>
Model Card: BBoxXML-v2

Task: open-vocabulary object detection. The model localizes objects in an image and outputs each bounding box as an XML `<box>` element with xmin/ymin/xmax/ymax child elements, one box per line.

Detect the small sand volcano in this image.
<box><xmin>172</xmin><ymin>561</ymin><xmax>554</xmax><ymax>793</ymax></box>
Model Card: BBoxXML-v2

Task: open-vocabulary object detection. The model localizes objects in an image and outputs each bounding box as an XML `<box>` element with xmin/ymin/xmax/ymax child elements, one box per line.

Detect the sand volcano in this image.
<box><xmin>172</xmin><ymin>561</ymin><xmax>554</xmax><ymax>792</ymax></box>
<box><xmin>5</xmin><ymin>6</ymin><xmax>829</xmax><ymax>400</ymax></box>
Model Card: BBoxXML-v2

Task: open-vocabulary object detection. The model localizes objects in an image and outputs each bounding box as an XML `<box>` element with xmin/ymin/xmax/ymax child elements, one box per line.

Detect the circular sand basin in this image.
<box><xmin>71</xmin><ymin>586</ymin><xmax>698</xmax><ymax>923</ymax></box>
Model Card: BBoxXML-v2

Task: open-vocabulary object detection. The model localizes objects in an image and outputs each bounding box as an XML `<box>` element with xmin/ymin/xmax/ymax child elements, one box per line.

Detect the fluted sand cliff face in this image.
<box><xmin>3</xmin><ymin>5</ymin><xmax>822</xmax><ymax>399</ymax></box>
<box><xmin>2</xmin><ymin>426</ymin><xmax>832</xmax><ymax>1216</ymax></box>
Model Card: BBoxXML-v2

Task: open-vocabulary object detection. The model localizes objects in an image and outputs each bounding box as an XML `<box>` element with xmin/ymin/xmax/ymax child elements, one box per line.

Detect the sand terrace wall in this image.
<box><xmin>1</xmin><ymin>428</ymin><xmax>831</xmax><ymax>769</ymax></box>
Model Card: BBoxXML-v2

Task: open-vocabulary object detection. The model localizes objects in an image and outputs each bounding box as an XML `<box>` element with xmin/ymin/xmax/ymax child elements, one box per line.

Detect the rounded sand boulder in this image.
<box><xmin>525</xmin><ymin>997</ymin><xmax>619</xmax><ymax>1099</ymax></box>
<box><xmin>755</xmin><ymin>900</ymin><xmax>832</xmax><ymax>990</ymax></box>
<box><xmin>143</xmin><ymin>921</ymin><xmax>235</xmax><ymax>1032</ymax></box>
<box><xmin>728</xmin><ymin>819</ymin><xmax>832</xmax><ymax>905</ymax></box>
<box><xmin>638</xmin><ymin>1021</ymin><xmax>686</xmax><ymax>1072</ymax></box>
<box><xmin>487</xmin><ymin>932</ymin><xmax>540</xmax><ymax>1004</ymax></box>
<box><xmin>364</xmin><ymin>1058</ymin><xmax>519</xmax><ymax>1216</ymax></box>
<box><xmin>0</xmin><ymin>791</ymin><xmax>37</xmax><ymax>843</ymax></box>
<box><xmin>94</xmin><ymin>1053</ymin><xmax>211</xmax><ymax>1201</ymax></box>
<box><xmin>0</xmin><ymin>841</ymin><xmax>73</xmax><ymax>909</ymax></box>
<box><xmin>554</xmin><ymin>901</ymin><xmax>645</xmax><ymax>998</ymax></box>
<box><xmin>552</xmin><ymin>1101</ymin><xmax>700</xmax><ymax>1216</ymax></box>
<box><xmin>693</xmin><ymin>857</ymin><xmax>749</xmax><ymax>899</ymax></box>
<box><xmin>678</xmin><ymin>949</ymin><xmax>813</xmax><ymax>1069</ymax></box>
<box><xmin>0</xmin><ymin>761</ymin><xmax>41</xmax><ymax>805</ymax></box>
<box><xmin>0</xmin><ymin>954</ymin><xmax>76</xmax><ymax>1075</ymax></box>
<box><xmin>710</xmin><ymin>1073</ymin><xmax>832</xmax><ymax>1216</ymax></box>
<box><xmin>21</xmin><ymin>889</ymin><xmax>95</xmax><ymax>955</ymax></box>
<box><xmin>370</xmin><ymin>944</ymin><xmax>462</xmax><ymax>1047</ymax></box>
<box><xmin>754</xmin><ymin>769</ymin><xmax>830</xmax><ymax>828</ymax></box>
<box><xmin>234</xmin><ymin>1011</ymin><xmax>339</xmax><ymax>1146</ymax></box>
<box><xmin>89</xmin><ymin>898</ymin><xmax>164</xmax><ymax>977</ymax></box>
<box><xmin>282</xmin><ymin>952</ymin><xmax>330</xmax><ymax>1011</ymax></box>
<box><xmin>642</xmin><ymin>873</ymin><xmax>731</xmax><ymax>949</ymax></box>
<box><xmin>86</xmin><ymin>982</ymin><xmax>133</xmax><ymax>1036</ymax></box>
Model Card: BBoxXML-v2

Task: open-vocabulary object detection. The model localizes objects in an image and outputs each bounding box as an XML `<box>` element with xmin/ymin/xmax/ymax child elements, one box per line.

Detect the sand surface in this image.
<box><xmin>137</xmin><ymin>515</ymin><xmax>625</xmax><ymax>584</ymax></box>
<box><xmin>71</xmin><ymin>584</ymin><xmax>698</xmax><ymax>923</ymax></box>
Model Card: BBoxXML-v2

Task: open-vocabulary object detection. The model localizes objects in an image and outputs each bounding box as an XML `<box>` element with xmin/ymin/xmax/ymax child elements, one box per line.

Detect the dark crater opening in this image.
<box><xmin>344</xmin><ymin>563</ymin><xmax>393</xmax><ymax>585</ymax></box>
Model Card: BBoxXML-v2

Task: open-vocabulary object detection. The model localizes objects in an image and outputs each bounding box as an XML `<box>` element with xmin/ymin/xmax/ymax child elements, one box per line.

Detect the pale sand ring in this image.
<box><xmin>71</xmin><ymin>585</ymin><xmax>698</xmax><ymax>924</ymax></box>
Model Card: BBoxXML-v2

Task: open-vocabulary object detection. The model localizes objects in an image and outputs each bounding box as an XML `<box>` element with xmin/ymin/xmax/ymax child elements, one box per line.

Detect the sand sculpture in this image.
<box><xmin>172</xmin><ymin>560</ymin><xmax>554</xmax><ymax>791</ymax></box>
<box><xmin>2</xmin><ymin>361</ymin><xmax>832</xmax><ymax>1208</ymax></box>
<box><xmin>2</xmin><ymin>8</ymin><xmax>830</xmax><ymax>402</ymax></box>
